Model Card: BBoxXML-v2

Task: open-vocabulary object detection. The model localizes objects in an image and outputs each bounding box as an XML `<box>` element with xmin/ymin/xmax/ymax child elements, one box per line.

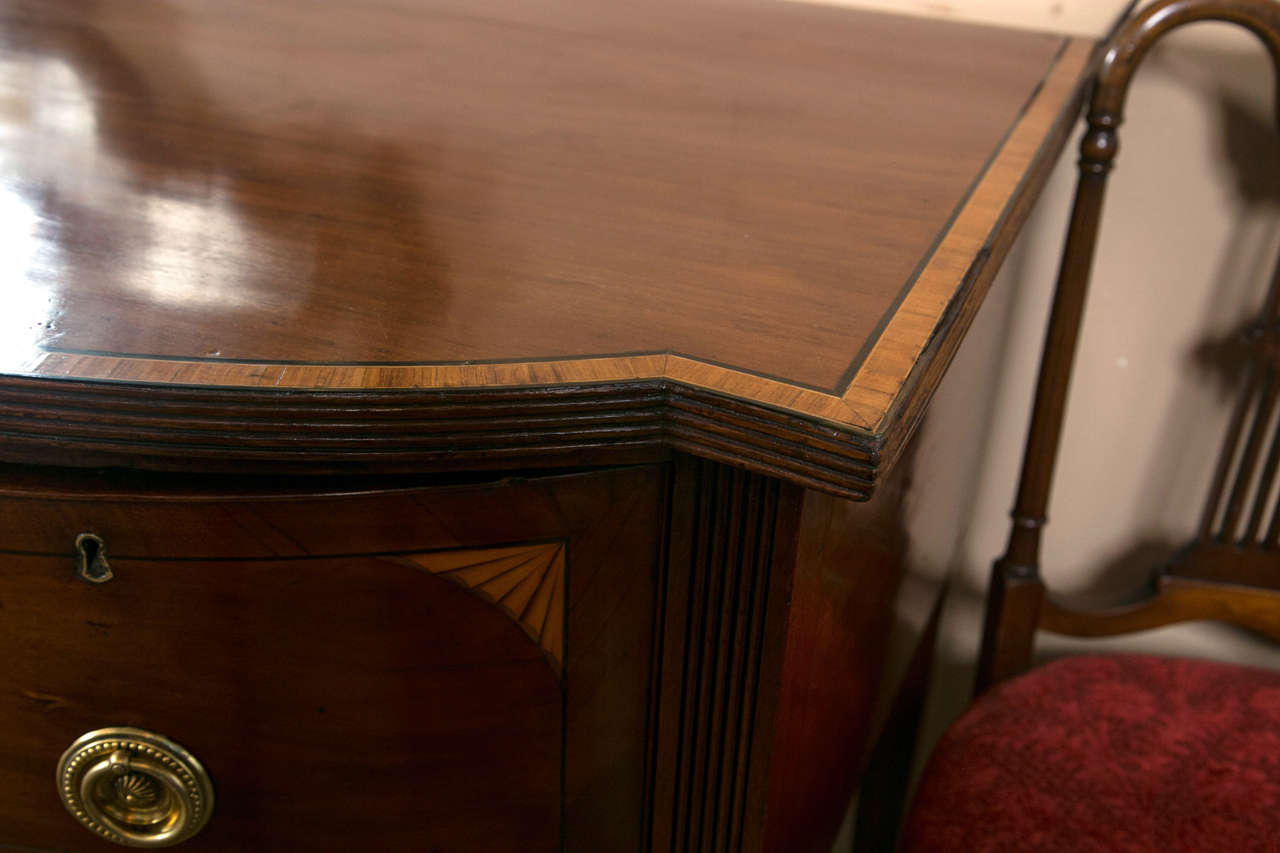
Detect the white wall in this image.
<box><xmin>783</xmin><ymin>0</ymin><xmax>1127</xmax><ymax>35</ymax></box>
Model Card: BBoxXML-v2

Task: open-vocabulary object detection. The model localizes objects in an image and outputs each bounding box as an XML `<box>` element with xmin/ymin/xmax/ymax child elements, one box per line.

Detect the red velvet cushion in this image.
<box><xmin>902</xmin><ymin>654</ymin><xmax>1280</xmax><ymax>852</ymax></box>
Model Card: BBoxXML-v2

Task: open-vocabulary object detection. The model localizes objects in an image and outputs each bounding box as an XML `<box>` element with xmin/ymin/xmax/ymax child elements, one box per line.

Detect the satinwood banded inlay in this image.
<box><xmin>0</xmin><ymin>0</ymin><xmax>1101</xmax><ymax>495</ymax></box>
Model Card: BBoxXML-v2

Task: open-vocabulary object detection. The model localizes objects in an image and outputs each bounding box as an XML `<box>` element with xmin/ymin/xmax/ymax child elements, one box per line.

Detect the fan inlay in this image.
<box><xmin>403</xmin><ymin>542</ymin><xmax>566</xmax><ymax>671</ymax></box>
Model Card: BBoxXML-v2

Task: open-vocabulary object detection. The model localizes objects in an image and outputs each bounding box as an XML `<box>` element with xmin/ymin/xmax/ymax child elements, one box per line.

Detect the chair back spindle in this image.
<box><xmin>977</xmin><ymin>0</ymin><xmax>1280</xmax><ymax>691</ymax></box>
<box><xmin>1200</xmin><ymin>260</ymin><xmax>1280</xmax><ymax>545</ymax></box>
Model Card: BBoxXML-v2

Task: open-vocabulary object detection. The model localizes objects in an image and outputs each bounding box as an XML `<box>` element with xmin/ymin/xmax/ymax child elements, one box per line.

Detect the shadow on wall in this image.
<box><xmin>1072</xmin><ymin>41</ymin><xmax>1280</xmax><ymax>602</ymax></box>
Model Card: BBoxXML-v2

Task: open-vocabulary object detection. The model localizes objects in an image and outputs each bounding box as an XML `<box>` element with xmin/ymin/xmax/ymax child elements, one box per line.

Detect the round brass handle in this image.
<box><xmin>56</xmin><ymin>728</ymin><xmax>214</xmax><ymax>848</ymax></box>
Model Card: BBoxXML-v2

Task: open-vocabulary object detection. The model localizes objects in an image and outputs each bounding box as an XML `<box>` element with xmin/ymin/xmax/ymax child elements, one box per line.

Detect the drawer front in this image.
<box><xmin>0</xmin><ymin>466</ymin><xmax>664</xmax><ymax>851</ymax></box>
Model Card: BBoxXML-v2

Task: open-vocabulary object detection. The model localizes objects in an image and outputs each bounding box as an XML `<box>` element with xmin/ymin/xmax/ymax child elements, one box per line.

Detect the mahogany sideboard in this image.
<box><xmin>0</xmin><ymin>1</ymin><xmax>1102</xmax><ymax>850</ymax></box>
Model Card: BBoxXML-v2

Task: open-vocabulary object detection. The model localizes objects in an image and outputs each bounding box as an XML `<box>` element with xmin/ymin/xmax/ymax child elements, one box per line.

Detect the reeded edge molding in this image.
<box><xmin>0</xmin><ymin>375</ymin><xmax>879</xmax><ymax>500</ymax></box>
<box><xmin>0</xmin><ymin>36</ymin><xmax>1099</xmax><ymax>500</ymax></box>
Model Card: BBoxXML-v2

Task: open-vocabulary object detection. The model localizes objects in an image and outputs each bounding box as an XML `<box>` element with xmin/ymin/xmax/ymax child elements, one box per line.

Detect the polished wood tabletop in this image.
<box><xmin>0</xmin><ymin>0</ymin><xmax>1098</xmax><ymax>495</ymax></box>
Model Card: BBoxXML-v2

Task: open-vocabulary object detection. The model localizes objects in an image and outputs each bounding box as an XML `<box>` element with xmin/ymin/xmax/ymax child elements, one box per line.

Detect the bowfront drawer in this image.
<box><xmin>0</xmin><ymin>466</ymin><xmax>664</xmax><ymax>851</ymax></box>
<box><xmin>0</xmin><ymin>472</ymin><xmax>631</xmax><ymax>560</ymax></box>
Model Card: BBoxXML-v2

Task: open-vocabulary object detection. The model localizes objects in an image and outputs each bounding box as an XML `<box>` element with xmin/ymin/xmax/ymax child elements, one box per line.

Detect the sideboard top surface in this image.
<box><xmin>0</xmin><ymin>0</ymin><xmax>1097</xmax><ymax>495</ymax></box>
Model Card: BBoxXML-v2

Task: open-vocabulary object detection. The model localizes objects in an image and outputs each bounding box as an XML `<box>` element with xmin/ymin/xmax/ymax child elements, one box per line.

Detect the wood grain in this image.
<box><xmin>0</xmin><ymin>1</ymin><xmax>1100</xmax><ymax>493</ymax></box>
<box><xmin>0</xmin><ymin>465</ymin><xmax>664</xmax><ymax>851</ymax></box>
<box><xmin>761</xmin><ymin>483</ymin><xmax>908</xmax><ymax>853</ymax></box>
<box><xmin>846</xmin><ymin>38</ymin><xmax>1098</xmax><ymax>441</ymax></box>
<box><xmin>0</xmin><ymin>554</ymin><xmax>565</xmax><ymax>851</ymax></box>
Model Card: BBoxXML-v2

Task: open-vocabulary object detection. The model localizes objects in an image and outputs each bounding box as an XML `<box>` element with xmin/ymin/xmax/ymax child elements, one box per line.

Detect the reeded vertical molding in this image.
<box><xmin>646</xmin><ymin>456</ymin><xmax>799</xmax><ymax>853</ymax></box>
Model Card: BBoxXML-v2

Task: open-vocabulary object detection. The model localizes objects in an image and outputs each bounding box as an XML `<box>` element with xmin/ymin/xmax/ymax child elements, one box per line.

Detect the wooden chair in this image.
<box><xmin>901</xmin><ymin>1</ymin><xmax>1280</xmax><ymax>849</ymax></box>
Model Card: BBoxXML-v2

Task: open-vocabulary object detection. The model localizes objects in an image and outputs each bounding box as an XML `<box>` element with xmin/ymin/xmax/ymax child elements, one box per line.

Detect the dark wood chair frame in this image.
<box><xmin>978</xmin><ymin>0</ymin><xmax>1280</xmax><ymax>693</ymax></box>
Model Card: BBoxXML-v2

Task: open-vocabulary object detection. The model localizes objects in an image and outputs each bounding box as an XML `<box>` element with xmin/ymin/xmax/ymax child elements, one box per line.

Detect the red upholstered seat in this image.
<box><xmin>902</xmin><ymin>654</ymin><xmax>1280</xmax><ymax>852</ymax></box>
<box><xmin>893</xmin><ymin>2</ymin><xmax>1280</xmax><ymax>849</ymax></box>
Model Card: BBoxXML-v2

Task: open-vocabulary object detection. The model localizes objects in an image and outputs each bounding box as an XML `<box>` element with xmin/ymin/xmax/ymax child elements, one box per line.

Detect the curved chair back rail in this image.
<box><xmin>979</xmin><ymin>0</ymin><xmax>1280</xmax><ymax>690</ymax></box>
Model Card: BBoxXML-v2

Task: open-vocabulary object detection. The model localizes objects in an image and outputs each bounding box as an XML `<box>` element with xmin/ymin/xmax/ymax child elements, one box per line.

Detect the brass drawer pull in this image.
<box><xmin>57</xmin><ymin>727</ymin><xmax>214</xmax><ymax>847</ymax></box>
